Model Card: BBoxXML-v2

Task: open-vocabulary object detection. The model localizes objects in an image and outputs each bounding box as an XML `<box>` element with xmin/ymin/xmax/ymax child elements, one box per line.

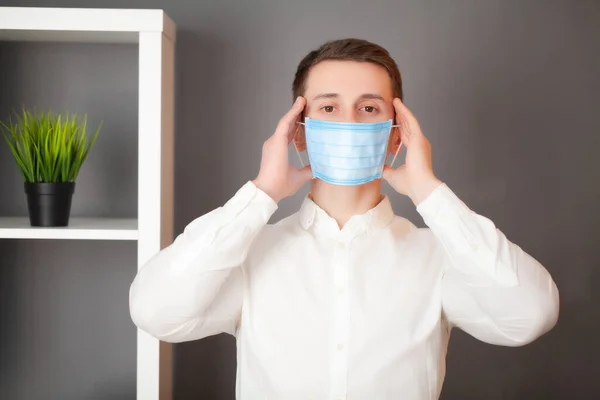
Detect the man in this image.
<box><xmin>129</xmin><ymin>39</ymin><xmax>559</xmax><ymax>399</ymax></box>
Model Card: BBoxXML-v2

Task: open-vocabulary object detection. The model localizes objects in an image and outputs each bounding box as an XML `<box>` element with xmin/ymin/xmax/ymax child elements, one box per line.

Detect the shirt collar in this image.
<box><xmin>298</xmin><ymin>193</ymin><xmax>395</xmax><ymax>237</ymax></box>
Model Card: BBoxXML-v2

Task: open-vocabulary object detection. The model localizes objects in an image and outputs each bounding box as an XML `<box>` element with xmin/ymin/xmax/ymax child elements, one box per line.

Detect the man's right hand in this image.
<box><xmin>252</xmin><ymin>96</ymin><xmax>312</xmax><ymax>203</ymax></box>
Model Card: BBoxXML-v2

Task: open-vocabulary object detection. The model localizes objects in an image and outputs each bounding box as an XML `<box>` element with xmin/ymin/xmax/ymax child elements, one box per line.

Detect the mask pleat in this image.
<box><xmin>304</xmin><ymin>118</ymin><xmax>393</xmax><ymax>186</ymax></box>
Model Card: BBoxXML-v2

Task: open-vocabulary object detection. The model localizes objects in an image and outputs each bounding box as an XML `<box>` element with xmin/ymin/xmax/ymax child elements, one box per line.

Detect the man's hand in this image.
<box><xmin>383</xmin><ymin>98</ymin><xmax>442</xmax><ymax>205</ymax></box>
<box><xmin>252</xmin><ymin>96</ymin><xmax>312</xmax><ymax>203</ymax></box>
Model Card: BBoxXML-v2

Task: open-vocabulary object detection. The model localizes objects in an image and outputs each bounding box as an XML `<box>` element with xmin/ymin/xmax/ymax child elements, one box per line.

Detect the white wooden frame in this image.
<box><xmin>0</xmin><ymin>7</ymin><xmax>176</xmax><ymax>400</ymax></box>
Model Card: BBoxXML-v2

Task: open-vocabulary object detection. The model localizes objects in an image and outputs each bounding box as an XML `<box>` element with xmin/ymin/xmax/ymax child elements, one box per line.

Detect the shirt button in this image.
<box><xmin>337</xmin><ymin>343</ymin><xmax>344</xmax><ymax>351</ymax></box>
<box><xmin>337</xmin><ymin>287</ymin><xmax>345</xmax><ymax>296</ymax></box>
<box><xmin>337</xmin><ymin>242</ymin><xmax>345</xmax><ymax>250</ymax></box>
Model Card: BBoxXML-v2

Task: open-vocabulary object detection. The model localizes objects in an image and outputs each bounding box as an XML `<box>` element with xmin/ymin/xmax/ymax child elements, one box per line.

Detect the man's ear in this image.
<box><xmin>293</xmin><ymin>123</ymin><xmax>307</xmax><ymax>152</ymax></box>
<box><xmin>388</xmin><ymin>126</ymin><xmax>401</xmax><ymax>155</ymax></box>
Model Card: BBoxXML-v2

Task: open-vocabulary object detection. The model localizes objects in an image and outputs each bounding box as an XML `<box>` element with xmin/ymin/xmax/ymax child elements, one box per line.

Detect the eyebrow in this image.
<box><xmin>357</xmin><ymin>93</ymin><xmax>385</xmax><ymax>102</ymax></box>
<box><xmin>312</xmin><ymin>93</ymin><xmax>339</xmax><ymax>101</ymax></box>
<box><xmin>311</xmin><ymin>93</ymin><xmax>386</xmax><ymax>102</ymax></box>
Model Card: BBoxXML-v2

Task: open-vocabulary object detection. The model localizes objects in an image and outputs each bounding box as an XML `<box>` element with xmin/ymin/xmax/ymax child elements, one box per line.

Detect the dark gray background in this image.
<box><xmin>0</xmin><ymin>0</ymin><xmax>598</xmax><ymax>399</ymax></box>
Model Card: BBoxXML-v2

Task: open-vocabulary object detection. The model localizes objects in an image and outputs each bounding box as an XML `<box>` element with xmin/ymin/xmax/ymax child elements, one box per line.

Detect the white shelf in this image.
<box><xmin>0</xmin><ymin>7</ymin><xmax>176</xmax><ymax>43</ymax></box>
<box><xmin>0</xmin><ymin>217</ymin><xmax>138</xmax><ymax>240</ymax></box>
<box><xmin>0</xmin><ymin>7</ymin><xmax>176</xmax><ymax>399</ymax></box>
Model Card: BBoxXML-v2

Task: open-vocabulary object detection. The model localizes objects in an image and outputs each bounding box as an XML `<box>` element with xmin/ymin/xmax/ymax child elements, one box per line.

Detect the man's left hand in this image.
<box><xmin>382</xmin><ymin>98</ymin><xmax>443</xmax><ymax>205</ymax></box>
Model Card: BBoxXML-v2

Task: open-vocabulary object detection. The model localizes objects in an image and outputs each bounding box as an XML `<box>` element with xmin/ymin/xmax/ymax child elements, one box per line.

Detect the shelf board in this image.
<box><xmin>0</xmin><ymin>217</ymin><xmax>138</xmax><ymax>240</ymax></box>
<box><xmin>0</xmin><ymin>7</ymin><xmax>175</xmax><ymax>43</ymax></box>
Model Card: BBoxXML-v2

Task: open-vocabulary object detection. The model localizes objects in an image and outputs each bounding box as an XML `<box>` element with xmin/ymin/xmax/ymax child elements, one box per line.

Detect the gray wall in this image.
<box><xmin>0</xmin><ymin>0</ymin><xmax>598</xmax><ymax>399</ymax></box>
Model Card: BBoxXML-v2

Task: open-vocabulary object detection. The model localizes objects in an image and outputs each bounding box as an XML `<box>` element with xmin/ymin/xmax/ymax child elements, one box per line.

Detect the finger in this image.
<box><xmin>393</xmin><ymin>98</ymin><xmax>418</xmax><ymax>127</ymax></box>
<box><xmin>393</xmin><ymin>98</ymin><xmax>410</xmax><ymax>146</ymax></box>
<box><xmin>275</xmin><ymin>96</ymin><xmax>306</xmax><ymax>140</ymax></box>
<box><xmin>383</xmin><ymin>163</ymin><xmax>407</xmax><ymax>182</ymax></box>
<box><xmin>294</xmin><ymin>125</ymin><xmax>307</xmax><ymax>151</ymax></box>
<box><xmin>400</xmin><ymin>129</ymin><xmax>411</xmax><ymax>147</ymax></box>
<box><xmin>395</xmin><ymin>100</ymin><xmax>422</xmax><ymax>147</ymax></box>
<box><xmin>293</xmin><ymin>164</ymin><xmax>313</xmax><ymax>185</ymax></box>
<box><xmin>392</xmin><ymin>98</ymin><xmax>406</xmax><ymax>127</ymax></box>
<box><xmin>382</xmin><ymin>165</ymin><xmax>394</xmax><ymax>181</ymax></box>
<box><xmin>298</xmin><ymin>164</ymin><xmax>312</xmax><ymax>176</ymax></box>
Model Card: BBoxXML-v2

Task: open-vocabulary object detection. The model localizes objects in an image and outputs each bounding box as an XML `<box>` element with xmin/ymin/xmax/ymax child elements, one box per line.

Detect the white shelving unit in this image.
<box><xmin>0</xmin><ymin>217</ymin><xmax>139</xmax><ymax>240</ymax></box>
<box><xmin>0</xmin><ymin>7</ymin><xmax>175</xmax><ymax>400</ymax></box>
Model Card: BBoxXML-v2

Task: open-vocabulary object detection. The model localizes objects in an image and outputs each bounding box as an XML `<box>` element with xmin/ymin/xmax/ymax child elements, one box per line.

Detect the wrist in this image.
<box><xmin>252</xmin><ymin>178</ymin><xmax>282</xmax><ymax>203</ymax></box>
<box><xmin>409</xmin><ymin>176</ymin><xmax>442</xmax><ymax>206</ymax></box>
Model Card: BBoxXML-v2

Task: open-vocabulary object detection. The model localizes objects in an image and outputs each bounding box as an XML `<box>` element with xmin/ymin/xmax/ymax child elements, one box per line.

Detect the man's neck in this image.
<box><xmin>310</xmin><ymin>180</ymin><xmax>383</xmax><ymax>229</ymax></box>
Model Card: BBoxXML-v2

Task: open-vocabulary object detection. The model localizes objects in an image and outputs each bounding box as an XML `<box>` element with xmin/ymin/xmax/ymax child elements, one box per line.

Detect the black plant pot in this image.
<box><xmin>24</xmin><ymin>182</ymin><xmax>75</xmax><ymax>227</ymax></box>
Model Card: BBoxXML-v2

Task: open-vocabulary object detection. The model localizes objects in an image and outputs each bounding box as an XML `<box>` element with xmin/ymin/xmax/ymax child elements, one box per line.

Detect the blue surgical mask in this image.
<box><xmin>294</xmin><ymin>118</ymin><xmax>402</xmax><ymax>186</ymax></box>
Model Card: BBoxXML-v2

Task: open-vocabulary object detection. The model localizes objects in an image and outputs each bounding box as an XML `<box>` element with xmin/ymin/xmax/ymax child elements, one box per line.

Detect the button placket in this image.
<box><xmin>331</xmin><ymin>238</ymin><xmax>350</xmax><ymax>399</ymax></box>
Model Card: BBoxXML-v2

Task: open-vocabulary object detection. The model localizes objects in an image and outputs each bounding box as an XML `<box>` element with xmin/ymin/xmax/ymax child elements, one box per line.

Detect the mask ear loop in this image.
<box><xmin>389</xmin><ymin>125</ymin><xmax>402</xmax><ymax>169</ymax></box>
<box><xmin>293</xmin><ymin>121</ymin><xmax>306</xmax><ymax>168</ymax></box>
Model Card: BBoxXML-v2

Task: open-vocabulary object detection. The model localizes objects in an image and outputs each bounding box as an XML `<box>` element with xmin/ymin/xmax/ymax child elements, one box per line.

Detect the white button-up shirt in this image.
<box><xmin>130</xmin><ymin>181</ymin><xmax>559</xmax><ymax>400</ymax></box>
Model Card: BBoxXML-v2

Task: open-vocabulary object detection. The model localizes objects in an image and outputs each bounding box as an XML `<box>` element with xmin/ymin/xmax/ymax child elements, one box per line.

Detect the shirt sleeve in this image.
<box><xmin>417</xmin><ymin>183</ymin><xmax>559</xmax><ymax>346</ymax></box>
<box><xmin>129</xmin><ymin>181</ymin><xmax>277</xmax><ymax>342</ymax></box>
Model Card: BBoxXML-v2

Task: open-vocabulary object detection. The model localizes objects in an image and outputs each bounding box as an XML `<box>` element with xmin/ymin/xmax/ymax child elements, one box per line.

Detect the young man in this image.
<box><xmin>129</xmin><ymin>39</ymin><xmax>559</xmax><ymax>399</ymax></box>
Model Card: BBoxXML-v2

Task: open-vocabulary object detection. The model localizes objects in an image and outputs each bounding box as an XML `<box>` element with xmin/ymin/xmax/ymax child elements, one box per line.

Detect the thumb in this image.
<box><xmin>383</xmin><ymin>163</ymin><xmax>407</xmax><ymax>186</ymax></box>
<box><xmin>382</xmin><ymin>165</ymin><xmax>394</xmax><ymax>182</ymax></box>
<box><xmin>294</xmin><ymin>164</ymin><xmax>313</xmax><ymax>186</ymax></box>
<box><xmin>299</xmin><ymin>164</ymin><xmax>313</xmax><ymax>181</ymax></box>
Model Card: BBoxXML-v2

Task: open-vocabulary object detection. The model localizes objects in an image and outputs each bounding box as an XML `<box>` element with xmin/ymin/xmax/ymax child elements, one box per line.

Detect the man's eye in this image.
<box><xmin>321</xmin><ymin>106</ymin><xmax>335</xmax><ymax>113</ymax></box>
<box><xmin>362</xmin><ymin>106</ymin><xmax>377</xmax><ymax>113</ymax></box>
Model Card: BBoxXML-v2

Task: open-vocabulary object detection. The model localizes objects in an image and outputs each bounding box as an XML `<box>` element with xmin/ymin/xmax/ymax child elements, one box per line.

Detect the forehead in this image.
<box><xmin>304</xmin><ymin>60</ymin><xmax>393</xmax><ymax>99</ymax></box>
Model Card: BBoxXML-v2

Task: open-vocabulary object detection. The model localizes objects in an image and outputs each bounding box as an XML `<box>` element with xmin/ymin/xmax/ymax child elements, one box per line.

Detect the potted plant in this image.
<box><xmin>1</xmin><ymin>109</ymin><xmax>101</xmax><ymax>227</ymax></box>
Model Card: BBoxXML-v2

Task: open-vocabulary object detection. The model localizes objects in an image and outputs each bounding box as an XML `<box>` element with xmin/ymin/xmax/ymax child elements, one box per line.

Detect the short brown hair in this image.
<box><xmin>292</xmin><ymin>38</ymin><xmax>403</xmax><ymax>101</ymax></box>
